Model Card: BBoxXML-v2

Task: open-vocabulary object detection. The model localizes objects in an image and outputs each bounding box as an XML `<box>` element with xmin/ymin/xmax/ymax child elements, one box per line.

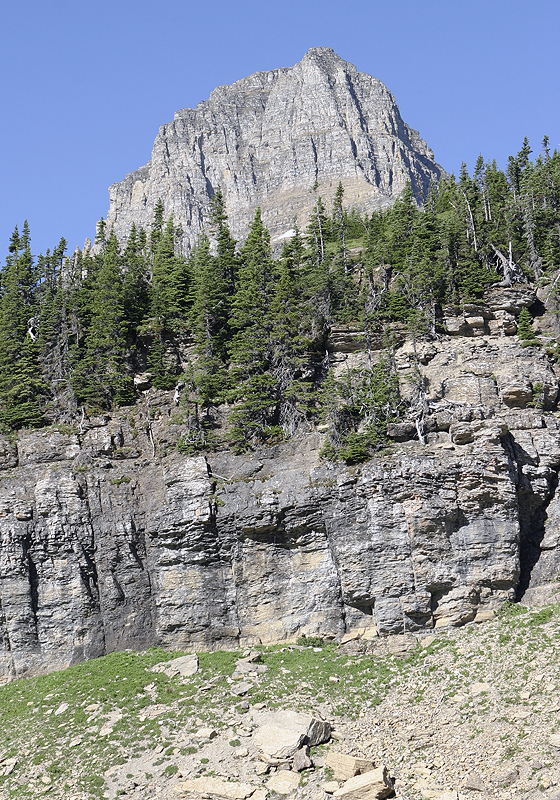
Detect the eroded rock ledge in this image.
<box><xmin>2</xmin><ymin>294</ymin><xmax>560</xmax><ymax>679</ymax></box>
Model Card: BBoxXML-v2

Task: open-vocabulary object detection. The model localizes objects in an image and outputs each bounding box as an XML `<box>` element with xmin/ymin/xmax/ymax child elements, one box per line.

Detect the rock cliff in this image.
<box><xmin>2</xmin><ymin>286</ymin><xmax>560</xmax><ymax>680</ymax></box>
<box><xmin>105</xmin><ymin>47</ymin><xmax>445</xmax><ymax>250</ymax></box>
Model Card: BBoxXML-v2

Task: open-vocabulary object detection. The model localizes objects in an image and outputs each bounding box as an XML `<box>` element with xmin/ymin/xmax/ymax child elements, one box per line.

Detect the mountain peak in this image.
<box><xmin>107</xmin><ymin>51</ymin><xmax>445</xmax><ymax>250</ymax></box>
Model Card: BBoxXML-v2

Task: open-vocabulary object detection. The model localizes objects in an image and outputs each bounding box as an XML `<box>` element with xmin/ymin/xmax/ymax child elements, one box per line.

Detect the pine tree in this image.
<box><xmin>228</xmin><ymin>209</ymin><xmax>278</xmax><ymax>449</ymax></box>
<box><xmin>190</xmin><ymin>234</ymin><xmax>230</xmax><ymax>405</ymax></box>
<box><xmin>122</xmin><ymin>223</ymin><xmax>150</xmax><ymax>334</ymax></box>
<box><xmin>36</xmin><ymin>238</ymin><xmax>73</xmax><ymax>417</ymax></box>
<box><xmin>516</xmin><ymin>306</ymin><xmax>538</xmax><ymax>343</ymax></box>
<box><xmin>209</xmin><ymin>188</ymin><xmax>237</xmax><ymax>293</ymax></box>
<box><xmin>147</xmin><ymin>213</ymin><xmax>190</xmax><ymax>389</ymax></box>
<box><xmin>72</xmin><ymin>230</ymin><xmax>135</xmax><ymax>408</ymax></box>
<box><xmin>332</xmin><ymin>181</ymin><xmax>347</xmax><ymax>273</ymax></box>
<box><xmin>268</xmin><ymin>230</ymin><xmax>318</xmax><ymax>436</ymax></box>
<box><xmin>0</xmin><ymin>223</ymin><xmax>46</xmax><ymax>429</ymax></box>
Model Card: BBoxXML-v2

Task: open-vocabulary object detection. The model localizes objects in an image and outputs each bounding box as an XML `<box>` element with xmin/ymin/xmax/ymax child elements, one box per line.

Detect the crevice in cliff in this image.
<box><xmin>22</xmin><ymin>535</ymin><xmax>39</xmax><ymax>638</ymax></box>
<box><xmin>78</xmin><ymin>542</ymin><xmax>101</xmax><ymax>610</ymax></box>
<box><xmin>320</xmin><ymin>508</ymin><xmax>351</xmax><ymax>635</ymax></box>
<box><xmin>507</xmin><ymin>434</ymin><xmax>560</xmax><ymax>601</ymax></box>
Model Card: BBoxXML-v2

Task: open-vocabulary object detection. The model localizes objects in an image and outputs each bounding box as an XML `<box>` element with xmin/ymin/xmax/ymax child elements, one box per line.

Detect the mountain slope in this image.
<box><xmin>106</xmin><ymin>47</ymin><xmax>445</xmax><ymax>249</ymax></box>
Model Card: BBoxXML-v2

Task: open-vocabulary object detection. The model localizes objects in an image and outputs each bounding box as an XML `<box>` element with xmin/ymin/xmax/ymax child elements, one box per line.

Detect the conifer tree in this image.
<box><xmin>332</xmin><ymin>181</ymin><xmax>348</xmax><ymax>273</ymax></box>
<box><xmin>147</xmin><ymin>212</ymin><xmax>190</xmax><ymax>389</ymax></box>
<box><xmin>0</xmin><ymin>223</ymin><xmax>46</xmax><ymax>429</ymax></box>
<box><xmin>209</xmin><ymin>188</ymin><xmax>238</xmax><ymax>293</ymax></box>
<box><xmin>122</xmin><ymin>223</ymin><xmax>150</xmax><ymax>335</ymax></box>
<box><xmin>36</xmin><ymin>238</ymin><xmax>74</xmax><ymax>416</ymax></box>
<box><xmin>189</xmin><ymin>234</ymin><xmax>230</xmax><ymax>405</ymax></box>
<box><xmin>517</xmin><ymin>307</ymin><xmax>537</xmax><ymax>343</ymax></box>
<box><xmin>228</xmin><ymin>209</ymin><xmax>278</xmax><ymax>449</ymax></box>
<box><xmin>269</xmin><ymin>230</ymin><xmax>318</xmax><ymax>436</ymax></box>
<box><xmin>72</xmin><ymin>230</ymin><xmax>134</xmax><ymax>408</ymax></box>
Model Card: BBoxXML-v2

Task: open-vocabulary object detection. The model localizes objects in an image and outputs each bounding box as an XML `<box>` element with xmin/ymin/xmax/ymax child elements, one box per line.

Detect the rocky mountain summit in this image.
<box><xmin>105</xmin><ymin>47</ymin><xmax>445</xmax><ymax>250</ymax></box>
<box><xmin>1</xmin><ymin>283</ymin><xmax>560</xmax><ymax>681</ymax></box>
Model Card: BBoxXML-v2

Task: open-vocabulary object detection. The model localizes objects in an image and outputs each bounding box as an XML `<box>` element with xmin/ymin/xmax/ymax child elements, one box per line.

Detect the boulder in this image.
<box><xmin>253</xmin><ymin>710</ymin><xmax>330</xmax><ymax>761</ymax></box>
<box><xmin>500</xmin><ymin>380</ymin><xmax>533</xmax><ymax>408</ymax></box>
<box><xmin>325</xmin><ymin>752</ymin><xmax>375</xmax><ymax>781</ymax></box>
<box><xmin>449</xmin><ymin>422</ymin><xmax>474</xmax><ymax>445</ymax></box>
<box><xmin>386</xmin><ymin>422</ymin><xmax>416</xmax><ymax>442</ymax></box>
<box><xmin>266</xmin><ymin>770</ymin><xmax>300</xmax><ymax>794</ymax></box>
<box><xmin>292</xmin><ymin>745</ymin><xmax>313</xmax><ymax>772</ymax></box>
<box><xmin>333</xmin><ymin>766</ymin><xmax>393</xmax><ymax>799</ymax></box>
<box><xmin>151</xmin><ymin>654</ymin><xmax>198</xmax><ymax>677</ymax></box>
<box><xmin>231</xmin><ymin>681</ymin><xmax>253</xmax><ymax>696</ymax></box>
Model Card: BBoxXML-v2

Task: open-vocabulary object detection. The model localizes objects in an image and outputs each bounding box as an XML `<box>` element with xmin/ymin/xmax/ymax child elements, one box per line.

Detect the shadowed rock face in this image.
<box><xmin>106</xmin><ymin>47</ymin><xmax>445</xmax><ymax>250</ymax></box>
<box><xmin>0</xmin><ymin>437</ymin><xmax>521</xmax><ymax>681</ymax></box>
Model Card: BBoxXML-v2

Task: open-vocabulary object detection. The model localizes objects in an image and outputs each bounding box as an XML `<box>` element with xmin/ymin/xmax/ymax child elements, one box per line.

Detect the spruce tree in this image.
<box><xmin>517</xmin><ymin>307</ymin><xmax>537</xmax><ymax>343</ymax></box>
<box><xmin>147</xmin><ymin>213</ymin><xmax>190</xmax><ymax>389</ymax></box>
<box><xmin>190</xmin><ymin>234</ymin><xmax>230</xmax><ymax>405</ymax></box>
<box><xmin>0</xmin><ymin>223</ymin><xmax>46</xmax><ymax>429</ymax></box>
<box><xmin>36</xmin><ymin>238</ymin><xmax>74</xmax><ymax>417</ymax></box>
<box><xmin>122</xmin><ymin>223</ymin><xmax>150</xmax><ymax>335</ymax></box>
<box><xmin>228</xmin><ymin>209</ymin><xmax>278</xmax><ymax>449</ymax></box>
<box><xmin>209</xmin><ymin>188</ymin><xmax>237</xmax><ymax>293</ymax></box>
<box><xmin>72</xmin><ymin>230</ymin><xmax>135</xmax><ymax>408</ymax></box>
<box><xmin>269</xmin><ymin>230</ymin><xmax>317</xmax><ymax>436</ymax></box>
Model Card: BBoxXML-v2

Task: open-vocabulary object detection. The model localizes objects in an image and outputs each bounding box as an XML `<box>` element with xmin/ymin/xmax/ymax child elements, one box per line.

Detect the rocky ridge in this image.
<box><xmin>105</xmin><ymin>47</ymin><xmax>445</xmax><ymax>250</ymax></box>
<box><xmin>1</xmin><ymin>284</ymin><xmax>560</xmax><ymax>680</ymax></box>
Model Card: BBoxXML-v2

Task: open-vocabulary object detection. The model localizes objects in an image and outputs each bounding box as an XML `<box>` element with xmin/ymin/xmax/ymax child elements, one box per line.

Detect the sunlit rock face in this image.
<box><xmin>106</xmin><ymin>47</ymin><xmax>445</xmax><ymax>250</ymax></box>
<box><xmin>3</xmin><ymin>287</ymin><xmax>560</xmax><ymax>680</ymax></box>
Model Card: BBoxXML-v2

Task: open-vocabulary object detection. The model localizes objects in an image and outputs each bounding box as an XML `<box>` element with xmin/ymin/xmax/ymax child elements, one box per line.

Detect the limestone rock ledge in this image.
<box><xmin>2</xmin><ymin>315</ymin><xmax>560</xmax><ymax>679</ymax></box>
<box><xmin>0</xmin><ymin>417</ymin><xmax>552</xmax><ymax>681</ymax></box>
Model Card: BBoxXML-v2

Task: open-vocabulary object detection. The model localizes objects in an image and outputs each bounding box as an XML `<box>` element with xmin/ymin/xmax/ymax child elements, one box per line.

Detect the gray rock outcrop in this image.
<box><xmin>1</xmin><ymin>288</ymin><xmax>560</xmax><ymax>680</ymax></box>
<box><xmin>106</xmin><ymin>47</ymin><xmax>445</xmax><ymax>250</ymax></box>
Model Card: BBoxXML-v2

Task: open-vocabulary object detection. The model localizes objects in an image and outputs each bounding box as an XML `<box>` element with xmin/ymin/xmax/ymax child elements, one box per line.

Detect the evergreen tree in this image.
<box><xmin>122</xmin><ymin>223</ymin><xmax>150</xmax><ymax>334</ymax></box>
<box><xmin>0</xmin><ymin>223</ymin><xmax>46</xmax><ymax>429</ymax></box>
<box><xmin>516</xmin><ymin>306</ymin><xmax>538</xmax><ymax>344</ymax></box>
<box><xmin>189</xmin><ymin>233</ymin><xmax>230</xmax><ymax>405</ymax></box>
<box><xmin>209</xmin><ymin>187</ymin><xmax>237</xmax><ymax>293</ymax></box>
<box><xmin>269</xmin><ymin>230</ymin><xmax>318</xmax><ymax>436</ymax></box>
<box><xmin>332</xmin><ymin>181</ymin><xmax>348</xmax><ymax>273</ymax></box>
<box><xmin>72</xmin><ymin>230</ymin><xmax>135</xmax><ymax>409</ymax></box>
<box><xmin>36</xmin><ymin>238</ymin><xmax>73</xmax><ymax>417</ymax></box>
<box><xmin>228</xmin><ymin>209</ymin><xmax>278</xmax><ymax>449</ymax></box>
<box><xmin>147</xmin><ymin>212</ymin><xmax>190</xmax><ymax>389</ymax></box>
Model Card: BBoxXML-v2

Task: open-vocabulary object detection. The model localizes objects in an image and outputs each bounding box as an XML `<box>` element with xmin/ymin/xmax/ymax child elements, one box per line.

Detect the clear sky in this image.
<box><xmin>1</xmin><ymin>0</ymin><xmax>558</xmax><ymax>257</ymax></box>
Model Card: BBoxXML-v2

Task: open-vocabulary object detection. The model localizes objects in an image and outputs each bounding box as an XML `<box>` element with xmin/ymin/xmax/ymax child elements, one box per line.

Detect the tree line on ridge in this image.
<box><xmin>1</xmin><ymin>137</ymin><xmax>559</xmax><ymax>462</ymax></box>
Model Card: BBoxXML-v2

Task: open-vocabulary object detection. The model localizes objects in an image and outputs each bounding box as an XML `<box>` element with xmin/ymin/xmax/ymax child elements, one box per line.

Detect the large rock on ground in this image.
<box><xmin>253</xmin><ymin>710</ymin><xmax>331</xmax><ymax>761</ymax></box>
<box><xmin>325</xmin><ymin>752</ymin><xmax>375</xmax><ymax>781</ymax></box>
<box><xmin>333</xmin><ymin>767</ymin><xmax>393</xmax><ymax>800</ymax></box>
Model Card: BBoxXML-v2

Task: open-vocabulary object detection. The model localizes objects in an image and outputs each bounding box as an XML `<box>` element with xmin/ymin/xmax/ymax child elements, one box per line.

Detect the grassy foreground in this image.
<box><xmin>0</xmin><ymin>601</ymin><xmax>558</xmax><ymax>799</ymax></box>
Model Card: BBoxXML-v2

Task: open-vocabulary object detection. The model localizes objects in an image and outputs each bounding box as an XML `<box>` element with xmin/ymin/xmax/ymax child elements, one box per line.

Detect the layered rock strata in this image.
<box><xmin>1</xmin><ymin>286</ymin><xmax>560</xmax><ymax>680</ymax></box>
<box><xmin>106</xmin><ymin>47</ymin><xmax>445</xmax><ymax>250</ymax></box>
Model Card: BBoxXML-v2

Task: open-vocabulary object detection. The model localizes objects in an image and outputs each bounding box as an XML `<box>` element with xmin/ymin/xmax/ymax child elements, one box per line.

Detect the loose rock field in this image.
<box><xmin>1</xmin><ymin>596</ymin><xmax>560</xmax><ymax>800</ymax></box>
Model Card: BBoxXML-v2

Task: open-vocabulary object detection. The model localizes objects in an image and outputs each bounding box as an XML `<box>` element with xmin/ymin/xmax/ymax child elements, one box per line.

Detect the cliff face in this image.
<box><xmin>105</xmin><ymin>47</ymin><xmax>445</xmax><ymax>249</ymax></box>
<box><xmin>2</xmin><ymin>286</ymin><xmax>560</xmax><ymax>681</ymax></box>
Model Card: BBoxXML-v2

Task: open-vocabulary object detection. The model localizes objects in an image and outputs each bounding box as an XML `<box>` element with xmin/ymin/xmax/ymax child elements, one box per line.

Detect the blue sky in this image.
<box><xmin>1</xmin><ymin>0</ymin><xmax>559</xmax><ymax>257</ymax></box>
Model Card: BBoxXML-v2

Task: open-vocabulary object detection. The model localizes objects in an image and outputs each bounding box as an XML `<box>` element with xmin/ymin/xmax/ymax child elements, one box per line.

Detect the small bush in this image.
<box><xmin>296</xmin><ymin>635</ymin><xmax>325</xmax><ymax>648</ymax></box>
<box><xmin>110</xmin><ymin>475</ymin><xmax>131</xmax><ymax>486</ymax></box>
